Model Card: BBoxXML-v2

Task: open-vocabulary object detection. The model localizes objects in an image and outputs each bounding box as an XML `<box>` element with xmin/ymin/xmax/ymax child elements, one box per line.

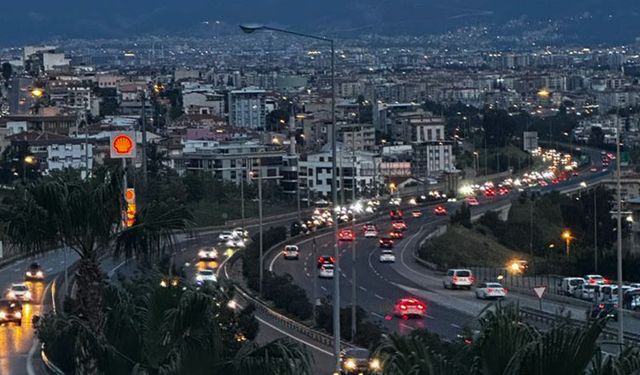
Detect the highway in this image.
<box><xmin>0</xmin><ymin>145</ymin><xmax>620</xmax><ymax>375</ymax></box>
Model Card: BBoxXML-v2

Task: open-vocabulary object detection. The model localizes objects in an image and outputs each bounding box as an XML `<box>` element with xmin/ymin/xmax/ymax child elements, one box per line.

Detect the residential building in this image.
<box><xmin>337</xmin><ymin>123</ymin><xmax>376</xmax><ymax>151</ymax></box>
<box><xmin>228</xmin><ymin>87</ymin><xmax>266</xmax><ymax>129</ymax></box>
<box><xmin>47</xmin><ymin>142</ymin><xmax>93</xmax><ymax>179</ymax></box>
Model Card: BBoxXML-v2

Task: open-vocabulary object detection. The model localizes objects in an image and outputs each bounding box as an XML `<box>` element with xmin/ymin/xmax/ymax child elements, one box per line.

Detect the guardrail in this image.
<box><xmin>520</xmin><ymin>306</ymin><xmax>640</xmax><ymax>345</ymax></box>
<box><xmin>41</xmin><ymin>344</ymin><xmax>65</xmax><ymax>375</ymax></box>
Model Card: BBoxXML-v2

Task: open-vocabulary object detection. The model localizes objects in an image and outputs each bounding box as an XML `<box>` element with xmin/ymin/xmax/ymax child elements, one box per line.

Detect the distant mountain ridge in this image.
<box><xmin>1</xmin><ymin>0</ymin><xmax>639</xmax><ymax>46</ymax></box>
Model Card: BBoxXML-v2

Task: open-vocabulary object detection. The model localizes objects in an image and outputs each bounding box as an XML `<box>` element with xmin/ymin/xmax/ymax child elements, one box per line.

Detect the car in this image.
<box><xmin>0</xmin><ymin>300</ymin><xmax>22</xmax><ymax>326</ymax></box>
<box><xmin>283</xmin><ymin>245</ymin><xmax>300</xmax><ymax>260</ymax></box>
<box><xmin>6</xmin><ymin>283</ymin><xmax>31</xmax><ymax>302</ymax></box>
<box><xmin>390</xmin><ymin>197</ymin><xmax>402</xmax><ymax>206</ymax></box>
<box><xmin>379</xmin><ymin>249</ymin><xmax>396</xmax><ymax>263</ymax></box>
<box><xmin>484</xmin><ymin>188</ymin><xmax>496</xmax><ymax>197</ymax></box>
<box><xmin>434</xmin><ymin>206</ymin><xmax>447</xmax><ymax>216</ymax></box>
<box><xmin>25</xmin><ymin>262</ymin><xmax>44</xmax><ymax>281</ymax></box>
<box><xmin>572</xmin><ymin>171</ymin><xmax>580</xmax><ymax>177</ymax></box>
<box><xmin>584</xmin><ymin>274</ymin><xmax>606</xmax><ymax>285</ymax></box>
<box><xmin>465</xmin><ymin>197</ymin><xmax>479</xmax><ymax>206</ymax></box>
<box><xmin>590</xmin><ymin>167</ymin><xmax>598</xmax><ymax>173</ymax></box>
<box><xmin>319</xmin><ymin>264</ymin><xmax>334</xmax><ymax>278</ymax></box>
<box><xmin>232</xmin><ymin>227</ymin><xmax>248</xmax><ymax>239</ymax></box>
<box><xmin>224</xmin><ymin>238</ymin><xmax>246</xmax><ymax>249</ymax></box>
<box><xmin>391</xmin><ymin>219</ymin><xmax>407</xmax><ymax>231</ymax></box>
<box><xmin>218</xmin><ymin>231</ymin><xmax>235</xmax><ymax>241</ymax></box>
<box><xmin>394</xmin><ymin>298</ymin><xmax>427</xmax><ymax>318</ymax></box>
<box><xmin>389</xmin><ymin>209</ymin><xmax>403</xmax><ymax>219</ymax></box>
<box><xmin>363</xmin><ymin>228</ymin><xmax>379</xmax><ymax>238</ymax></box>
<box><xmin>475</xmin><ymin>282</ymin><xmax>507</xmax><ymax>299</ymax></box>
<box><xmin>443</xmin><ymin>269</ymin><xmax>475</xmax><ymax>290</ymax></box>
<box><xmin>559</xmin><ymin>277</ymin><xmax>585</xmax><ymax>296</ymax></box>
<box><xmin>317</xmin><ymin>255</ymin><xmax>335</xmax><ymax>268</ymax></box>
<box><xmin>389</xmin><ymin>230</ymin><xmax>404</xmax><ymax>239</ymax></box>
<box><xmin>411</xmin><ymin>209</ymin><xmax>423</xmax><ymax>218</ymax></box>
<box><xmin>573</xmin><ymin>284</ymin><xmax>598</xmax><ymax>301</ymax></box>
<box><xmin>589</xmin><ymin>303</ymin><xmax>618</xmax><ymax>321</ymax></box>
<box><xmin>379</xmin><ymin>238</ymin><xmax>394</xmax><ymax>249</ymax></box>
<box><xmin>498</xmin><ymin>187</ymin><xmax>510</xmax><ymax>195</ymax></box>
<box><xmin>338</xmin><ymin>229</ymin><xmax>356</xmax><ymax>241</ymax></box>
<box><xmin>195</xmin><ymin>269</ymin><xmax>217</xmax><ymax>284</ymax></box>
<box><xmin>197</xmin><ymin>248</ymin><xmax>218</xmax><ymax>262</ymax></box>
<box><xmin>339</xmin><ymin>348</ymin><xmax>381</xmax><ymax>375</ymax></box>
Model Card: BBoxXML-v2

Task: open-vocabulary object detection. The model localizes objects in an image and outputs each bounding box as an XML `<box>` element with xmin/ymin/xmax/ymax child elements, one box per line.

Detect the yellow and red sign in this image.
<box><xmin>124</xmin><ymin>188</ymin><xmax>136</xmax><ymax>227</ymax></box>
<box><xmin>110</xmin><ymin>132</ymin><xmax>136</xmax><ymax>159</ymax></box>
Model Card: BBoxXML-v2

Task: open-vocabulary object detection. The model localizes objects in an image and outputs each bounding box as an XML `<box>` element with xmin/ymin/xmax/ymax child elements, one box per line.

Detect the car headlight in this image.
<box><xmin>14</xmin><ymin>311</ymin><xmax>21</xmax><ymax>319</ymax></box>
<box><xmin>196</xmin><ymin>275</ymin><xmax>203</xmax><ymax>281</ymax></box>
<box><xmin>7</xmin><ymin>292</ymin><xmax>15</xmax><ymax>299</ymax></box>
<box><xmin>369</xmin><ymin>358</ymin><xmax>382</xmax><ymax>371</ymax></box>
<box><xmin>344</xmin><ymin>359</ymin><xmax>356</xmax><ymax>370</ymax></box>
<box><xmin>0</xmin><ymin>311</ymin><xmax>6</xmax><ymax>319</ymax></box>
<box><xmin>36</xmin><ymin>271</ymin><xmax>43</xmax><ymax>277</ymax></box>
<box><xmin>26</xmin><ymin>272</ymin><xmax>32</xmax><ymax>277</ymax></box>
<box><xmin>24</xmin><ymin>291</ymin><xmax>31</xmax><ymax>299</ymax></box>
<box><xmin>198</xmin><ymin>251</ymin><xmax>207</xmax><ymax>258</ymax></box>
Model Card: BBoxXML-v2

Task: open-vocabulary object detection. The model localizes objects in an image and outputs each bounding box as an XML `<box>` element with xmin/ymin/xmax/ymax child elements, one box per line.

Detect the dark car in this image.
<box><xmin>339</xmin><ymin>348</ymin><xmax>381</xmax><ymax>375</ymax></box>
<box><xmin>589</xmin><ymin>303</ymin><xmax>618</xmax><ymax>321</ymax></box>
<box><xmin>25</xmin><ymin>262</ymin><xmax>44</xmax><ymax>281</ymax></box>
<box><xmin>379</xmin><ymin>237</ymin><xmax>394</xmax><ymax>249</ymax></box>
<box><xmin>0</xmin><ymin>299</ymin><xmax>22</xmax><ymax>326</ymax></box>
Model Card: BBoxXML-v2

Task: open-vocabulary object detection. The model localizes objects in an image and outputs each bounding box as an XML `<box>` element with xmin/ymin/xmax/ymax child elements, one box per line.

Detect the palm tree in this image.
<box><xmin>38</xmin><ymin>273</ymin><xmax>312</xmax><ymax>375</ymax></box>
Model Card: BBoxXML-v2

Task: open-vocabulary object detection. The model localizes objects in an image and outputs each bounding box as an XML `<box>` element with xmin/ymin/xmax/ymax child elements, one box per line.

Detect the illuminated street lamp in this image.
<box><xmin>537</xmin><ymin>88</ymin><xmax>550</xmax><ymax>98</ymax></box>
<box><xmin>30</xmin><ymin>87</ymin><xmax>44</xmax><ymax>98</ymax></box>
<box><xmin>561</xmin><ymin>230</ymin><xmax>573</xmax><ymax>256</ymax></box>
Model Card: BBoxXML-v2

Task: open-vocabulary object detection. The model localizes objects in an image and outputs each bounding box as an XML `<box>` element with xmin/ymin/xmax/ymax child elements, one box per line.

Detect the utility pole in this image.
<box><xmin>351</xmin><ymin>130</ymin><xmax>357</xmax><ymax>341</ymax></box>
<box><xmin>140</xmin><ymin>90</ymin><xmax>148</xmax><ymax>192</ymax></box>
<box><xmin>240</xmin><ymin>158</ymin><xmax>245</xmax><ymax>230</ymax></box>
<box><xmin>258</xmin><ymin>159</ymin><xmax>264</xmax><ymax>297</ymax></box>
<box><xmin>616</xmin><ymin>126</ymin><xmax>624</xmax><ymax>346</ymax></box>
<box><xmin>594</xmin><ymin>188</ymin><xmax>598</xmax><ymax>273</ymax></box>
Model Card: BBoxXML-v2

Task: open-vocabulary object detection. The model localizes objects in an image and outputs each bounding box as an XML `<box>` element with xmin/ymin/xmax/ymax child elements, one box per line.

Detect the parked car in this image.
<box><xmin>559</xmin><ymin>277</ymin><xmax>585</xmax><ymax>296</ymax></box>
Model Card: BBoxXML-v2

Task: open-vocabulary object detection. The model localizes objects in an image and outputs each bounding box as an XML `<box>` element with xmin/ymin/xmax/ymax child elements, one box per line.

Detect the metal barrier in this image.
<box><xmin>41</xmin><ymin>344</ymin><xmax>65</xmax><ymax>375</ymax></box>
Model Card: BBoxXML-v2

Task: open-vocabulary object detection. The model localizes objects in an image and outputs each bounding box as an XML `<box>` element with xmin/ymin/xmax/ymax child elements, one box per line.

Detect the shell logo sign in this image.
<box><xmin>110</xmin><ymin>132</ymin><xmax>136</xmax><ymax>159</ymax></box>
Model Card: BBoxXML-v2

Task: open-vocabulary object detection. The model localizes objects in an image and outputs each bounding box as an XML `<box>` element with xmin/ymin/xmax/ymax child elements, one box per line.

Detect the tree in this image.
<box><xmin>589</xmin><ymin>127</ymin><xmax>605</xmax><ymax>147</ymax></box>
<box><xmin>37</xmin><ymin>273</ymin><xmax>312</xmax><ymax>375</ymax></box>
<box><xmin>1</xmin><ymin>62</ymin><xmax>11</xmax><ymax>86</ymax></box>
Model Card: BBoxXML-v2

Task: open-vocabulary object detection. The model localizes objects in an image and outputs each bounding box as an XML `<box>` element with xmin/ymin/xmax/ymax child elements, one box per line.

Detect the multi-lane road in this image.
<box><xmin>0</xmin><ymin>145</ymin><xmax>619</xmax><ymax>375</ymax></box>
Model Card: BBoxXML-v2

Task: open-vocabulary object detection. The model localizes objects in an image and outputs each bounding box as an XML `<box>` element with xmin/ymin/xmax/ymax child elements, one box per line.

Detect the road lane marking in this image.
<box><xmin>27</xmin><ymin>278</ymin><xmax>55</xmax><ymax>375</ymax></box>
<box><xmin>400</xmin><ymin>323</ymin><xmax>415</xmax><ymax>330</ymax></box>
<box><xmin>450</xmin><ymin>323</ymin><xmax>462</xmax><ymax>329</ymax></box>
<box><xmin>268</xmin><ymin>252</ymin><xmax>283</xmax><ymax>272</ymax></box>
<box><xmin>359</xmin><ymin>286</ymin><xmax>367</xmax><ymax>292</ymax></box>
<box><xmin>371</xmin><ymin>312</ymin><xmax>385</xmax><ymax>319</ymax></box>
<box><xmin>321</xmin><ymin>286</ymin><xmax>328</xmax><ymax>292</ymax></box>
<box><xmin>374</xmin><ymin>294</ymin><xmax>384</xmax><ymax>300</ymax></box>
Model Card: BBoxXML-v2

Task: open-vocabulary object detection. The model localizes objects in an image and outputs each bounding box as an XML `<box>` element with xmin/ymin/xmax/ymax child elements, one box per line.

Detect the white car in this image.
<box><xmin>6</xmin><ymin>283</ymin><xmax>31</xmax><ymax>302</ymax></box>
<box><xmin>232</xmin><ymin>227</ymin><xmax>248</xmax><ymax>239</ymax></box>
<box><xmin>225</xmin><ymin>238</ymin><xmax>246</xmax><ymax>249</ymax></box>
<box><xmin>195</xmin><ymin>269</ymin><xmax>217</xmax><ymax>284</ymax></box>
<box><xmin>475</xmin><ymin>282</ymin><xmax>507</xmax><ymax>299</ymax></box>
<box><xmin>283</xmin><ymin>245</ymin><xmax>300</xmax><ymax>260</ymax></box>
<box><xmin>218</xmin><ymin>231</ymin><xmax>235</xmax><ymax>241</ymax></box>
<box><xmin>443</xmin><ymin>269</ymin><xmax>475</xmax><ymax>290</ymax></box>
<box><xmin>584</xmin><ymin>274</ymin><xmax>606</xmax><ymax>285</ymax></box>
<box><xmin>379</xmin><ymin>250</ymin><xmax>396</xmax><ymax>263</ymax></box>
<box><xmin>319</xmin><ymin>264</ymin><xmax>334</xmax><ymax>278</ymax></box>
<box><xmin>364</xmin><ymin>229</ymin><xmax>378</xmax><ymax>238</ymax></box>
<box><xmin>198</xmin><ymin>248</ymin><xmax>218</xmax><ymax>261</ymax></box>
<box><xmin>573</xmin><ymin>284</ymin><xmax>597</xmax><ymax>301</ymax></box>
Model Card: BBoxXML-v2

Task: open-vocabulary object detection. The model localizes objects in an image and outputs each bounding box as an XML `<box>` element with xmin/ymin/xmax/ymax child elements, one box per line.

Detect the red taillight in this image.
<box><xmin>330</xmin><ymin>256</ymin><xmax>335</xmax><ymax>263</ymax></box>
<box><xmin>470</xmin><ymin>276</ymin><xmax>476</xmax><ymax>283</ymax></box>
<box><xmin>599</xmin><ymin>304</ymin><xmax>605</xmax><ymax>309</ymax></box>
<box><xmin>487</xmin><ymin>288</ymin><xmax>494</xmax><ymax>293</ymax></box>
<box><xmin>453</xmin><ymin>276</ymin><xmax>459</xmax><ymax>282</ymax></box>
<box><xmin>589</xmin><ymin>279</ymin><xmax>596</xmax><ymax>285</ymax></box>
<box><xmin>399</xmin><ymin>304</ymin><xmax>407</xmax><ymax>310</ymax></box>
<box><xmin>504</xmin><ymin>288</ymin><xmax>508</xmax><ymax>293</ymax></box>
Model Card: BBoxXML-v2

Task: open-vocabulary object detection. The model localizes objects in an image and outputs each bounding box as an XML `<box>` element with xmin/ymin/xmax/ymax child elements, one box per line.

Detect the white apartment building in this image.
<box><xmin>47</xmin><ymin>142</ymin><xmax>93</xmax><ymax>179</ymax></box>
<box><xmin>299</xmin><ymin>144</ymin><xmax>381</xmax><ymax>199</ymax></box>
<box><xmin>228</xmin><ymin>87</ymin><xmax>266</xmax><ymax>129</ymax></box>
<box><xmin>182</xmin><ymin>91</ymin><xmax>224</xmax><ymax>116</ymax></box>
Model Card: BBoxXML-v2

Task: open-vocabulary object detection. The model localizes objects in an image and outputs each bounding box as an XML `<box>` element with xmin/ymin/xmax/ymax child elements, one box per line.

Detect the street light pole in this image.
<box><xmin>615</xmin><ymin>126</ymin><xmax>624</xmax><ymax>346</ymax></box>
<box><xmin>240</xmin><ymin>25</ymin><xmax>340</xmax><ymax>371</ymax></box>
<box><xmin>594</xmin><ymin>188</ymin><xmax>598</xmax><ymax>273</ymax></box>
<box><xmin>140</xmin><ymin>90</ymin><xmax>148</xmax><ymax>192</ymax></box>
<box><xmin>258</xmin><ymin>159</ymin><xmax>264</xmax><ymax>297</ymax></box>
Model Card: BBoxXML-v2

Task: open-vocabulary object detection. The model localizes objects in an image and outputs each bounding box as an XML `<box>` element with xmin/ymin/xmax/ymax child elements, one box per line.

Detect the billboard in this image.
<box><xmin>110</xmin><ymin>132</ymin><xmax>137</xmax><ymax>159</ymax></box>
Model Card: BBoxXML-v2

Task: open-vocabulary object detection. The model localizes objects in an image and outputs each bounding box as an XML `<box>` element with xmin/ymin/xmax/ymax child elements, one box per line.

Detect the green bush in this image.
<box><xmin>263</xmin><ymin>272</ymin><xmax>313</xmax><ymax>320</ymax></box>
<box><xmin>315</xmin><ymin>302</ymin><xmax>385</xmax><ymax>346</ymax></box>
<box><xmin>243</xmin><ymin>226</ymin><xmax>287</xmax><ymax>291</ymax></box>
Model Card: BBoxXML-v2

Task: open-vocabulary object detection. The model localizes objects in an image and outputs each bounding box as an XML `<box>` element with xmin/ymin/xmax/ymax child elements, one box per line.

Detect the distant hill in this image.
<box><xmin>1</xmin><ymin>0</ymin><xmax>639</xmax><ymax>45</ymax></box>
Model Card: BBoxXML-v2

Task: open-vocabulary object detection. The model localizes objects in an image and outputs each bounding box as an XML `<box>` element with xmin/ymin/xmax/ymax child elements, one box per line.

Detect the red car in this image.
<box><xmin>394</xmin><ymin>298</ymin><xmax>427</xmax><ymax>318</ymax></box>
<box><xmin>317</xmin><ymin>256</ymin><xmax>335</xmax><ymax>268</ymax></box>
<box><xmin>484</xmin><ymin>189</ymin><xmax>496</xmax><ymax>197</ymax></box>
<box><xmin>389</xmin><ymin>230</ymin><xmax>404</xmax><ymax>239</ymax></box>
<box><xmin>379</xmin><ymin>237</ymin><xmax>394</xmax><ymax>249</ymax></box>
<box><xmin>392</xmin><ymin>219</ymin><xmax>407</xmax><ymax>231</ymax></box>
<box><xmin>465</xmin><ymin>197</ymin><xmax>479</xmax><ymax>206</ymax></box>
<box><xmin>411</xmin><ymin>209</ymin><xmax>423</xmax><ymax>218</ymax></box>
<box><xmin>338</xmin><ymin>229</ymin><xmax>356</xmax><ymax>241</ymax></box>
<box><xmin>498</xmin><ymin>187</ymin><xmax>509</xmax><ymax>195</ymax></box>
<box><xmin>390</xmin><ymin>210</ymin><xmax>403</xmax><ymax>219</ymax></box>
<box><xmin>434</xmin><ymin>206</ymin><xmax>447</xmax><ymax>215</ymax></box>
